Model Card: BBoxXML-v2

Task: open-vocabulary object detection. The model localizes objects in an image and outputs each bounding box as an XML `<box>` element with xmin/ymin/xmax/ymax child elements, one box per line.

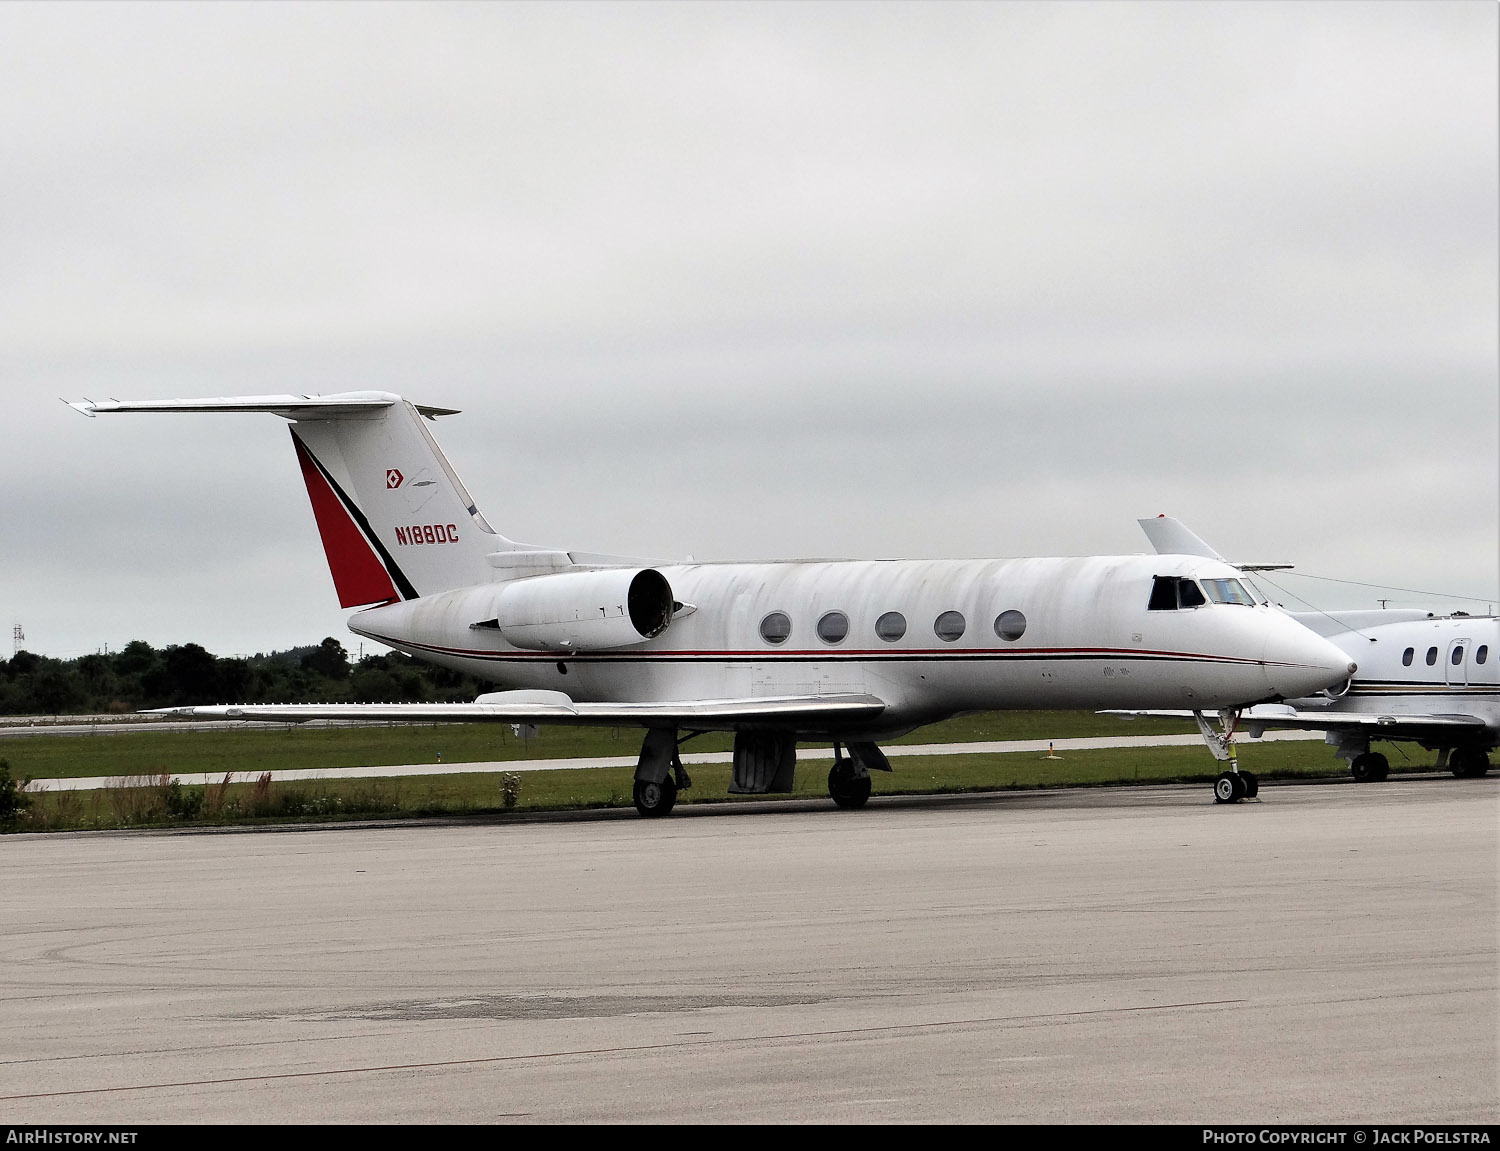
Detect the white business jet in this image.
<box><xmin>71</xmin><ymin>394</ymin><xmax>1355</xmax><ymax>816</ymax></box>
<box><xmin>1137</xmin><ymin>515</ymin><xmax>1498</xmax><ymax>786</ymax></box>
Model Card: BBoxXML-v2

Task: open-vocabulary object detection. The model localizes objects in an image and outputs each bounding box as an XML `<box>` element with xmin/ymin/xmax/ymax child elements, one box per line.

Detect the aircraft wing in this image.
<box><xmin>1107</xmin><ymin>705</ymin><xmax>1491</xmax><ymax>737</ymax></box>
<box><xmin>147</xmin><ymin>690</ymin><xmax>888</xmax><ymax>729</ymax></box>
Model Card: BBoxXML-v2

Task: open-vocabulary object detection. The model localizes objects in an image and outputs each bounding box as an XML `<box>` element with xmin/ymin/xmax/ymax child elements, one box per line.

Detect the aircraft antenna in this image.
<box><xmin>1253</xmin><ymin>573</ymin><xmax>1379</xmax><ymax>642</ymax></box>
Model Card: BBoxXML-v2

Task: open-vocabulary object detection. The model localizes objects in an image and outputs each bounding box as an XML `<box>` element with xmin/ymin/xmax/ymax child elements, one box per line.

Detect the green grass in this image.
<box><xmin>5</xmin><ymin>716</ymin><xmax>1401</xmax><ymax>834</ymax></box>
<box><xmin>3</xmin><ymin>710</ymin><xmax>1199</xmax><ymax>782</ymax></box>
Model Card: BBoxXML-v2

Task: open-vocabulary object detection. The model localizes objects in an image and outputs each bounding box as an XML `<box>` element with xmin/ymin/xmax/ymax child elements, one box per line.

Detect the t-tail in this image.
<box><xmin>69</xmin><ymin>391</ymin><xmax>534</xmax><ymax>606</ymax></box>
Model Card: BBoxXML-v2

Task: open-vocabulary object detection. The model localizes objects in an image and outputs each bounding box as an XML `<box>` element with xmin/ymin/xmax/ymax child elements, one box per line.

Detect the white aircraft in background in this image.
<box><xmin>72</xmin><ymin>393</ymin><xmax>1354</xmax><ymax>816</ymax></box>
<box><xmin>1135</xmin><ymin>515</ymin><xmax>1498</xmax><ymax>785</ymax></box>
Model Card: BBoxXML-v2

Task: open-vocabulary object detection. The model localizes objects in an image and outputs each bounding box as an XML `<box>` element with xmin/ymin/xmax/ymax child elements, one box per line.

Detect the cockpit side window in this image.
<box><xmin>1148</xmin><ymin>577</ymin><xmax>1179</xmax><ymax>611</ymax></box>
<box><xmin>1148</xmin><ymin>575</ymin><xmax>1207</xmax><ymax>610</ymax></box>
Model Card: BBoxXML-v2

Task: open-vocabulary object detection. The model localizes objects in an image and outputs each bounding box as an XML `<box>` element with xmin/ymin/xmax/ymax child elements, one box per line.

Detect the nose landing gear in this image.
<box><xmin>1197</xmin><ymin>709</ymin><xmax>1258</xmax><ymax>804</ymax></box>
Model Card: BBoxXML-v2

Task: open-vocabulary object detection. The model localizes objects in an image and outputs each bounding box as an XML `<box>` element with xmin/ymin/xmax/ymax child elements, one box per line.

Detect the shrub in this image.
<box><xmin>0</xmin><ymin>759</ymin><xmax>32</xmax><ymax>829</ymax></box>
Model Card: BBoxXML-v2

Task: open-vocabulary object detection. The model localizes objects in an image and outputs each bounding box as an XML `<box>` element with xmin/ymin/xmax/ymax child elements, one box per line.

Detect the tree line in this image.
<box><xmin>0</xmin><ymin>639</ymin><xmax>489</xmax><ymax>716</ymax></box>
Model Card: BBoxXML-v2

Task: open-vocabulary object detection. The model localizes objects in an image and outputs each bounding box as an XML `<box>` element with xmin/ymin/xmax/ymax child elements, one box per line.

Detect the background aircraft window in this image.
<box><xmin>1452</xmin><ymin>646</ymin><xmax>1465</xmax><ymax>666</ymax></box>
<box><xmin>759</xmin><ymin>612</ymin><xmax>791</xmax><ymax>645</ymax></box>
<box><xmin>1177</xmin><ymin>580</ymin><xmax>1206</xmax><ymax>608</ymax></box>
<box><xmin>1202</xmin><ymin>578</ymin><xmax>1254</xmax><ymax>606</ymax></box>
<box><xmin>1148</xmin><ymin>577</ymin><xmax>1178</xmax><ymax>611</ymax></box>
<box><xmin>1402</xmin><ymin>647</ymin><xmax>1414</xmax><ymax>666</ymax></box>
<box><xmin>934</xmin><ymin>611</ymin><xmax>966</xmax><ymax>642</ymax></box>
<box><xmin>875</xmin><ymin>611</ymin><xmax>906</xmax><ymax>641</ymax></box>
<box><xmin>994</xmin><ymin>609</ymin><xmax>1027</xmax><ymax>641</ymax></box>
<box><xmin>1477</xmin><ymin>645</ymin><xmax>1489</xmax><ymax>665</ymax></box>
<box><xmin>816</xmin><ymin>611</ymin><xmax>849</xmax><ymax>644</ymax></box>
<box><xmin>1425</xmin><ymin>647</ymin><xmax>1438</xmax><ymax>666</ymax></box>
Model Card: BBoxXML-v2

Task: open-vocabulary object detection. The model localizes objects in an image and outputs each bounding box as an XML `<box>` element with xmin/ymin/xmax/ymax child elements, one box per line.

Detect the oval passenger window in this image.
<box><xmin>934</xmin><ymin>611</ymin><xmax>966</xmax><ymax>642</ymax></box>
<box><xmin>994</xmin><ymin>610</ymin><xmax>1027</xmax><ymax>641</ymax></box>
<box><xmin>760</xmin><ymin>612</ymin><xmax>791</xmax><ymax>645</ymax></box>
<box><xmin>817</xmin><ymin>611</ymin><xmax>849</xmax><ymax>645</ymax></box>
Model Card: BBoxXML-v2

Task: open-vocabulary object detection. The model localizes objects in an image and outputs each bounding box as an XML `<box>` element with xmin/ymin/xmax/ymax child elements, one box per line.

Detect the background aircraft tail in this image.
<box><xmin>72</xmin><ymin>392</ymin><xmax>532</xmax><ymax>606</ymax></box>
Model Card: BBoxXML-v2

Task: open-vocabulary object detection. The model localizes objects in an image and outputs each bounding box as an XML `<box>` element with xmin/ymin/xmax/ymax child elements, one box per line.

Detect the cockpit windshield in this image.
<box><xmin>1201</xmin><ymin>577</ymin><xmax>1257</xmax><ymax>606</ymax></box>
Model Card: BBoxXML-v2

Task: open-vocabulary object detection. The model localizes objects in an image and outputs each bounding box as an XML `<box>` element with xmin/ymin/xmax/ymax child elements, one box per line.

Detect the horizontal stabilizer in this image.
<box><xmin>146</xmin><ymin>692</ymin><xmax>888</xmax><ymax>729</ymax></box>
<box><xmin>67</xmin><ymin>393</ymin><xmax>460</xmax><ymax>420</ymax></box>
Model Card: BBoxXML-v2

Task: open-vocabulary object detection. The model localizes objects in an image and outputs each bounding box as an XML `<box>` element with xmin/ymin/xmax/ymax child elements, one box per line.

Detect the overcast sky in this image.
<box><xmin>3</xmin><ymin>1</ymin><xmax>1496</xmax><ymax>660</ymax></box>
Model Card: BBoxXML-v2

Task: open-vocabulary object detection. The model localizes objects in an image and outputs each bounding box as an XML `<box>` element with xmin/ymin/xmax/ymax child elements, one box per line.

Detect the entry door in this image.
<box><xmin>1446</xmin><ymin>639</ymin><xmax>1470</xmax><ymax>687</ymax></box>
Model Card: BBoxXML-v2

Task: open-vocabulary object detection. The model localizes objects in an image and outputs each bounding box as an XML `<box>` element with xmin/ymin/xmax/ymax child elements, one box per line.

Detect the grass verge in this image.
<box><xmin>7</xmin><ymin>737</ymin><xmax>1388</xmax><ymax>833</ymax></box>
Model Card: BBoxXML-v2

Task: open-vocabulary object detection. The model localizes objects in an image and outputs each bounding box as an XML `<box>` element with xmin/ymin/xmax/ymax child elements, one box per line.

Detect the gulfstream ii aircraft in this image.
<box><xmin>72</xmin><ymin>393</ymin><xmax>1356</xmax><ymax>816</ymax></box>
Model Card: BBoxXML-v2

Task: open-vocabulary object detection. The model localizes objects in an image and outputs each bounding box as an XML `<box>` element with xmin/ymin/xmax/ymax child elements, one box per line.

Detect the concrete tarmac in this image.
<box><xmin>0</xmin><ymin>776</ymin><xmax>1495</xmax><ymax>1124</ymax></box>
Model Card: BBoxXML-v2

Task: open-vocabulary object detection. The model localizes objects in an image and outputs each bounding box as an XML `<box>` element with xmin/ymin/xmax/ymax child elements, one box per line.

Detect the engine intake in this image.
<box><xmin>491</xmin><ymin>568</ymin><xmax>674</xmax><ymax>652</ymax></box>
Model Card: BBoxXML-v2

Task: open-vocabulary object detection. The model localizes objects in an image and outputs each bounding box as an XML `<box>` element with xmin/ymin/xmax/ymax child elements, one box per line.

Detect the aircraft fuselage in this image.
<box><xmin>350</xmin><ymin>552</ymin><xmax>1354</xmax><ymax>735</ymax></box>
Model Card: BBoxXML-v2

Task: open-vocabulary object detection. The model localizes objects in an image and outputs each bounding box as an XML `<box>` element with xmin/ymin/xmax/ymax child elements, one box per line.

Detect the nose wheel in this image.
<box><xmin>1213</xmin><ymin>769</ymin><xmax>1258</xmax><ymax>803</ymax></box>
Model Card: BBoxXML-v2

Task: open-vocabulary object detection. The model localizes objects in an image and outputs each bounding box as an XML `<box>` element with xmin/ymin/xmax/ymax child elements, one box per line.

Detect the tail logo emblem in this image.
<box><xmin>386</xmin><ymin>469</ymin><xmax>404</xmax><ymax>489</ymax></box>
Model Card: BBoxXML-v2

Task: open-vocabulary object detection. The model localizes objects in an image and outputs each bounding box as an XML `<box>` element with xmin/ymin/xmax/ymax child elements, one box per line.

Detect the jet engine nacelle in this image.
<box><xmin>494</xmin><ymin>568</ymin><xmax>674</xmax><ymax>652</ymax></box>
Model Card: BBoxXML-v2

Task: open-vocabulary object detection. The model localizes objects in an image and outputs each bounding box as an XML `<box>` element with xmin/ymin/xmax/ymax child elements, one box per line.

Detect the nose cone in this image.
<box><xmin>1263</xmin><ymin>614</ymin><xmax>1359</xmax><ymax>700</ymax></box>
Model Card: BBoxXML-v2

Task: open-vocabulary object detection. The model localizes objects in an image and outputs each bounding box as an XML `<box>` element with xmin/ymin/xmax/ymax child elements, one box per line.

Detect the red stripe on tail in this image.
<box><xmin>292</xmin><ymin>434</ymin><xmax>399</xmax><ymax>608</ymax></box>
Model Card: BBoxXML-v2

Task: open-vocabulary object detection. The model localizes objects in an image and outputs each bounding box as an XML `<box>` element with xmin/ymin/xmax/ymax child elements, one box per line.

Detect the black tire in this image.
<box><xmin>1240</xmin><ymin>770</ymin><xmax>1259</xmax><ymax>799</ymax></box>
<box><xmin>828</xmin><ymin>763</ymin><xmax>873</xmax><ymax>810</ymax></box>
<box><xmin>633</xmin><ymin>776</ymin><xmax>678</xmax><ymax>818</ymax></box>
<box><xmin>1351</xmin><ymin>752</ymin><xmax>1388</xmax><ymax>783</ymax></box>
<box><xmin>1451</xmin><ymin>748</ymin><xmax>1491</xmax><ymax>778</ymax></box>
<box><xmin>1367</xmin><ymin>753</ymin><xmax>1389</xmax><ymax>782</ymax></box>
<box><xmin>1213</xmin><ymin>771</ymin><xmax>1242</xmax><ymax>804</ymax></box>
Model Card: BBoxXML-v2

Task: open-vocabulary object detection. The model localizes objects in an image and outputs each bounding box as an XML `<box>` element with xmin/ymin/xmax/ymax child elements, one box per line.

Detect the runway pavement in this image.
<box><xmin>0</xmin><ymin>774</ymin><xmax>1494</xmax><ymax>1124</ymax></box>
<box><xmin>22</xmin><ymin>729</ymin><xmax>1322</xmax><ymax>791</ymax></box>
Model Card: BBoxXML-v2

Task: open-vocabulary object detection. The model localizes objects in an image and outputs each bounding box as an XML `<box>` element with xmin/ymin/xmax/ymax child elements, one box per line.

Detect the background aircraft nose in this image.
<box><xmin>1264</xmin><ymin>616</ymin><xmax>1358</xmax><ymax>700</ymax></box>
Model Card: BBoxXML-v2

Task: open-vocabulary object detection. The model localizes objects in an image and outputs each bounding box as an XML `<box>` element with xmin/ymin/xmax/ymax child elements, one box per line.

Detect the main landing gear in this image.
<box><xmin>632</xmin><ymin>728</ymin><xmax>692</xmax><ymax>818</ymax></box>
<box><xmin>1449</xmin><ymin>747</ymin><xmax>1491</xmax><ymax>779</ymax></box>
<box><xmin>630</xmin><ymin>728</ymin><xmax>894</xmax><ymax>817</ymax></box>
<box><xmin>1350</xmin><ymin>751</ymin><xmax>1389</xmax><ymax>783</ymax></box>
<box><xmin>827</xmin><ymin>742</ymin><xmax>892</xmax><ymax>809</ymax></box>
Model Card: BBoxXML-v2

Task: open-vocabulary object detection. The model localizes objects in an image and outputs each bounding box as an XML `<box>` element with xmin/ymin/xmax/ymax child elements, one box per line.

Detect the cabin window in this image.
<box><xmin>875</xmin><ymin>611</ymin><xmax>907</xmax><ymax>641</ymax></box>
<box><xmin>994</xmin><ymin>609</ymin><xmax>1027</xmax><ymax>641</ymax></box>
<box><xmin>1452</xmin><ymin>646</ymin><xmax>1465</xmax><ymax>666</ymax></box>
<box><xmin>1178</xmin><ymin>580</ymin><xmax>1206</xmax><ymax>608</ymax></box>
<box><xmin>1426</xmin><ymin>647</ymin><xmax>1438</xmax><ymax>666</ymax></box>
<box><xmin>816</xmin><ymin>611</ymin><xmax>849</xmax><ymax>645</ymax></box>
<box><xmin>760</xmin><ymin>612</ymin><xmax>791</xmax><ymax>645</ymax></box>
<box><xmin>1202</xmin><ymin>578</ymin><xmax>1255</xmax><ymax>606</ymax></box>
<box><xmin>1402</xmin><ymin>647</ymin><xmax>1414</xmax><ymax>667</ymax></box>
<box><xmin>1477</xmin><ymin>645</ymin><xmax>1489</xmax><ymax>665</ymax></box>
<box><xmin>934</xmin><ymin>611</ymin><xmax>966</xmax><ymax>642</ymax></box>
